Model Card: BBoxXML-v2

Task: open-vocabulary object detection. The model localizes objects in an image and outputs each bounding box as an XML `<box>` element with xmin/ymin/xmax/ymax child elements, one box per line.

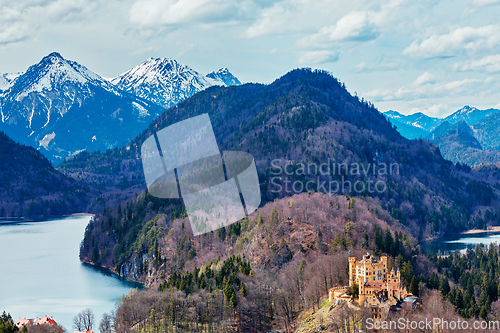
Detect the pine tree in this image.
<box><xmin>479</xmin><ymin>305</ymin><xmax>488</xmax><ymax>319</ymax></box>
<box><xmin>410</xmin><ymin>276</ymin><xmax>419</xmax><ymax>296</ymax></box>
<box><xmin>230</xmin><ymin>293</ymin><xmax>238</xmax><ymax>309</ymax></box>
<box><xmin>92</xmin><ymin>243</ymin><xmax>100</xmax><ymax>264</ymax></box>
<box><xmin>240</xmin><ymin>282</ymin><xmax>248</xmax><ymax>297</ymax></box>
<box><xmin>383</xmin><ymin>227</ymin><xmax>393</xmax><ymax>254</ymax></box>
<box><xmin>218</xmin><ymin>226</ymin><xmax>226</xmax><ymax>241</ymax></box>
<box><xmin>362</xmin><ymin>230</ymin><xmax>369</xmax><ymax>249</ymax></box>
<box><xmin>439</xmin><ymin>277</ymin><xmax>450</xmax><ymax>296</ymax></box>
<box><xmin>224</xmin><ymin>281</ymin><xmax>235</xmax><ymax>302</ymax></box>
<box><xmin>0</xmin><ymin>312</ymin><xmax>18</xmax><ymax>333</ymax></box>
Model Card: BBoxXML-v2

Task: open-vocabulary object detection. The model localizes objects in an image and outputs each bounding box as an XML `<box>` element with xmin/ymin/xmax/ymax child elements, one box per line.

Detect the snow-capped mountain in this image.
<box><xmin>384</xmin><ymin>106</ymin><xmax>500</xmax><ymax>165</ymax></box>
<box><xmin>443</xmin><ymin>105</ymin><xmax>500</xmax><ymax>126</ymax></box>
<box><xmin>383</xmin><ymin>110</ymin><xmax>440</xmax><ymax>138</ymax></box>
<box><xmin>110</xmin><ymin>58</ymin><xmax>240</xmax><ymax>108</ymax></box>
<box><xmin>0</xmin><ymin>52</ymin><xmax>162</xmax><ymax>163</ymax></box>
<box><xmin>0</xmin><ymin>52</ymin><xmax>241</xmax><ymax>164</ymax></box>
<box><xmin>384</xmin><ymin>106</ymin><xmax>500</xmax><ymax>139</ymax></box>
<box><xmin>206</xmin><ymin>68</ymin><xmax>241</xmax><ymax>86</ymax></box>
<box><xmin>384</xmin><ymin>110</ymin><xmax>404</xmax><ymax>120</ymax></box>
<box><xmin>384</xmin><ymin>110</ymin><xmax>441</xmax><ymax>131</ymax></box>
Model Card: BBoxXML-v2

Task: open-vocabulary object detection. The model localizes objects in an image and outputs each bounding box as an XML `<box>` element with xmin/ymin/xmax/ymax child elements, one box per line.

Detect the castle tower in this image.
<box><xmin>359</xmin><ymin>282</ymin><xmax>365</xmax><ymax>304</ymax></box>
<box><xmin>348</xmin><ymin>257</ymin><xmax>356</xmax><ymax>287</ymax></box>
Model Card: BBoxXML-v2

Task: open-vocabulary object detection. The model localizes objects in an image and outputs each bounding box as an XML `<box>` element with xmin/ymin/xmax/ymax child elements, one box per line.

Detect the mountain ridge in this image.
<box><xmin>67</xmin><ymin>68</ymin><xmax>500</xmax><ymax>263</ymax></box>
<box><xmin>0</xmin><ymin>131</ymin><xmax>93</xmax><ymax>217</ymax></box>
<box><xmin>0</xmin><ymin>53</ymin><xmax>240</xmax><ymax>164</ymax></box>
<box><xmin>385</xmin><ymin>106</ymin><xmax>500</xmax><ymax>165</ymax></box>
<box><xmin>110</xmin><ymin>57</ymin><xmax>240</xmax><ymax>108</ymax></box>
<box><xmin>0</xmin><ymin>52</ymin><xmax>164</xmax><ymax>164</ymax></box>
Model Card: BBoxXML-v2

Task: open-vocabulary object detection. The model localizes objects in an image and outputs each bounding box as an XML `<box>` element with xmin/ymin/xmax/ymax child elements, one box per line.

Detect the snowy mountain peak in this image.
<box><xmin>112</xmin><ymin>57</ymin><xmax>202</xmax><ymax>87</ymax></box>
<box><xmin>456</xmin><ymin>105</ymin><xmax>477</xmax><ymax>114</ymax></box>
<box><xmin>0</xmin><ymin>52</ymin><xmax>163</xmax><ymax>164</ymax></box>
<box><xmin>46</xmin><ymin>51</ymin><xmax>63</xmax><ymax>59</ymax></box>
<box><xmin>206</xmin><ymin>68</ymin><xmax>241</xmax><ymax>86</ymax></box>
<box><xmin>6</xmin><ymin>52</ymin><xmax>116</xmax><ymax>100</ymax></box>
<box><xmin>0</xmin><ymin>52</ymin><xmax>239</xmax><ymax>163</ymax></box>
<box><xmin>444</xmin><ymin>105</ymin><xmax>499</xmax><ymax>126</ymax></box>
<box><xmin>111</xmin><ymin>58</ymin><xmax>240</xmax><ymax>108</ymax></box>
<box><xmin>384</xmin><ymin>110</ymin><xmax>404</xmax><ymax>119</ymax></box>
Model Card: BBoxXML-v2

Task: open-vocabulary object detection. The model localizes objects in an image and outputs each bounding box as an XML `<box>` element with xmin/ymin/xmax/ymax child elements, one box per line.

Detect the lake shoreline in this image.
<box><xmin>461</xmin><ymin>226</ymin><xmax>500</xmax><ymax>235</ymax></box>
<box><xmin>0</xmin><ymin>215</ymin><xmax>135</xmax><ymax>330</ymax></box>
<box><xmin>81</xmin><ymin>262</ymin><xmax>145</xmax><ymax>289</ymax></box>
<box><xmin>0</xmin><ymin>212</ymin><xmax>95</xmax><ymax>222</ymax></box>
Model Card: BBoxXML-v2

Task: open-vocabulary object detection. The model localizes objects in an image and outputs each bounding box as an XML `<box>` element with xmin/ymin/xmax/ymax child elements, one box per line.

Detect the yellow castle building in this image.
<box><xmin>330</xmin><ymin>253</ymin><xmax>411</xmax><ymax>318</ymax></box>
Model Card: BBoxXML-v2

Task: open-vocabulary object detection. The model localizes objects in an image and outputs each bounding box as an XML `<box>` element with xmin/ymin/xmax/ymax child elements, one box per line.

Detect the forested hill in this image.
<box><xmin>67</xmin><ymin>68</ymin><xmax>500</xmax><ymax>237</ymax></box>
<box><xmin>0</xmin><ymin>132</ymin><xmax>92</xmax><ymax>217</ymax></box>
<box><xmin>74</xmin><ymin>68</ymin><xmax>500</xmax><ymax>331</ymax></box>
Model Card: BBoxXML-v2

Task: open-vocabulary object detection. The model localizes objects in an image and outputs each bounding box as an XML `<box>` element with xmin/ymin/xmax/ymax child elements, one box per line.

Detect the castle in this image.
<box><xmin>329</xmin><ymin>253</ymin><xmax>411</xmax><ymax>319</ymax></box>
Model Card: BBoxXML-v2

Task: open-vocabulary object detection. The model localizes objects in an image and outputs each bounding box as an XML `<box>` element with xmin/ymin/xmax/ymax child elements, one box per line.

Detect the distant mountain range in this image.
<box><xmin>385</xmin><ymin>106</ymin><xmax>500</xmax><ymax>165</ymax></box>
<box><xmin>109</xmin><ymin>58</ymin><xmax>240</xmax><ymax>108</ymax></box>
<box><xmin>0</xmin><ymin>52</ymin><xmax>240</xmax><ymax>164</ymax></box>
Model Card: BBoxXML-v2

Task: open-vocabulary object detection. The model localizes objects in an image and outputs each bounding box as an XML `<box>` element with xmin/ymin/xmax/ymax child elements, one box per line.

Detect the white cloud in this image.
<box><xmin>402</xmin><ymin>25</ymin><xmax>500</xmax><ymax>58</ymax></box>
<box><xmin>409</xmin><ymin>103</ymin><xmax>449</xmax><ymax>117</ymax></box>
<box><xmin>413</xmin><ymin>72</ymin><xmax>436</xmax><ymax>86</ymax></box>
<box><xmin>0</xmin><ymin>22</ymin><xmax>30</xmax><ymax>44</ymax></box>
<box><xmin>354</xmin><ymin>60</ymin><xmax>399</xmax><ymax>72</ymax></box>
<box><xmin>366</xmin><ymin>74</ymin><xmax>488</xmax><ymax>101</ymax></box>
<box><xmin>0</xmin><ymin>0</ymin><xmax>98</xmax><ymax>45</ymax></box>
<box><xmin>472</xmin><ymin>0</ymin><xmax>500</xmax><ymax>6</ymax></box>
<box><xmin>299</xmin><ymin>11</ymin><xmax>379</xmax><ymax>47</ymax></box>
<box><xmin>129</xmin><ymin>0</ymin><xmax>257</xmax><ymax>27</ymax></box>
<box><xmin>355</xmin><ymin>61</ymin><xmax>367</xmax><ymax>71</ymax></box>
<box><xmin>453</xmin><ymin>54</ymin><xmax>500</xmax><ymax>73</ymax></box>
<box><xmin>318</xmin><ymin>12</ymin><xmax>379</xmax><ymax>41</ymax></box>
<box><xmin>297</xmin><ymin>50</ymin><xmax>339</xmax><ymax>65</ymax></box>
<box><xmin>244</xmin><ymin>2</ymin><xmax>291</xmax><ymax>38</ymax></box>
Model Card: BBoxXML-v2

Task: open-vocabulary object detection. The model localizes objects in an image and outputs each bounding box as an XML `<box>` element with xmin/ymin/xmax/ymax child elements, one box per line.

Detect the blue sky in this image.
<box><xmin>1</xmin><ymin>0</ymin><xmax>500</xmax><ymax>117</ymax></box>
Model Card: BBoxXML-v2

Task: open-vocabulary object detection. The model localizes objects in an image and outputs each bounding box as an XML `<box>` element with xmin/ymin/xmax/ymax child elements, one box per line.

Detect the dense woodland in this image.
<box><xmin>90</xmin><ymin>207</ymin><xmax>500</xmax><ymax>332</ymax></box>
<box><xmin>427</xmin><ymin>244</ymin><xmax>500</xmax><ymax>320</ymax></box>
<box><xmin>80</xmin><ymin>190</ymin><xmax>429</xmax><ymax>332</ymax></box>
<box><xmin>0</xmin><ymin>132</ymin><xmax>92</xmax><ymax>217</ymax></box>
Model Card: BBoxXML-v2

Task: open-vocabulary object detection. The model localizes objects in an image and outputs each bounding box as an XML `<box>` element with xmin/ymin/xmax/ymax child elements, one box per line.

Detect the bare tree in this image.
<box><xmin>330</xmin><ymin>302</ymin><xmax>369</xmax><ymax>333</ymax></box>
<box><xmin>99</xmin><ymin>313</ymin><xmax>112</xmax><ymax>333</ymax></box>
<box><xmin>82</xmin><ymin>309</ymin><xmax>95</xmax><ymax>332</ymax></box>
<box><xmin>73</xmin><ymin>308</ymin><xmax>94</xmax><ymax>332</ymax></box>
<box><xmin>73</xmin><ymin>313</ymin><xmax>84</xmax><ymax>332</ymax></box>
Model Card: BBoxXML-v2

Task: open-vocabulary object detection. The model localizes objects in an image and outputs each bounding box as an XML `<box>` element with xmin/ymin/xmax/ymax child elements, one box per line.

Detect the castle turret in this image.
<box><xmin>348</xmin><ymin>257</ymin><xmax>356</xmax><ymax>286</ymax></box>
<box><xmin>359</xmin><ymin>282</ymin><xmax>365</xmax><ymax>304</ymax></box>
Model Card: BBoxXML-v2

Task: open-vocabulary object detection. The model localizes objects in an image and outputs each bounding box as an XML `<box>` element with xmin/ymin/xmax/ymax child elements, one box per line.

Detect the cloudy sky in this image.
<box><xmin>1</xmin><ymin>0</ymin><xmax>499</xmax><ymax>117</ymax></box>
